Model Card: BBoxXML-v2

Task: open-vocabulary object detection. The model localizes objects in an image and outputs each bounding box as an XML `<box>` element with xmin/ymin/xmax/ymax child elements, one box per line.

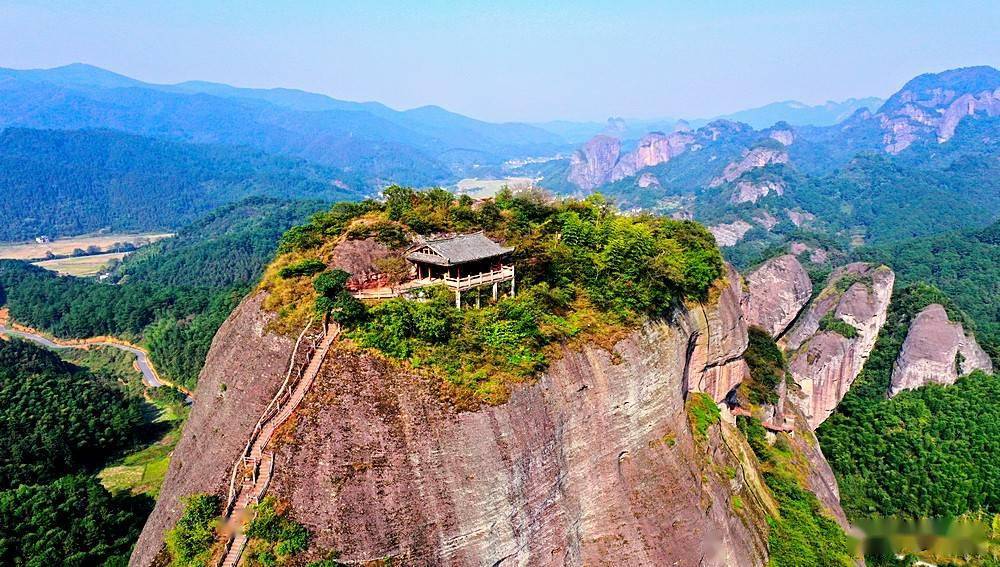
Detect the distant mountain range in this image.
<box><xmin>2</xmin><ymin>62</ymin><xmax>997</xmax><ymax>249</ymax></box>
<box><xmin>510</xmin><ymin>65</ymin><xmax>1000</xmax><ymax>261</ymax></box>
<box><xmin>0</xmin><ymin>63</ymin><xmax>566</xmax><ymax>188</ymax></box>
<box><xmin>531</xmin><ymin>99</ymin><xmax>884</xmax><ymax>143</ymax></box>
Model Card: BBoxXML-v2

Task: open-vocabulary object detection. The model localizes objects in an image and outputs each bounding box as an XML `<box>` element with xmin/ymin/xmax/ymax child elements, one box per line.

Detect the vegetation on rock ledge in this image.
<box><xmin>263</xmin><ymin>187</ymin><xmax>725</xmax><ymax>406</ymax></box>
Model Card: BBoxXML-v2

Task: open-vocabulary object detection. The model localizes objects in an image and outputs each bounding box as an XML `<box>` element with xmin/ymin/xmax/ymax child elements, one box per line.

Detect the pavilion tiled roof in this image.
<box><xmin>406</xmin><ymin>232</ymin><xmax>513</xmax><ymax>266</ymax></box>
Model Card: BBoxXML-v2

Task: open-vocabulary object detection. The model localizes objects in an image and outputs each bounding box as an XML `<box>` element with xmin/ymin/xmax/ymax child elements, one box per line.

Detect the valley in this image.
<box><xmin>0</xmin><ymin>52</ymin><xmax>998</xmax><ymax>567</ymax></box>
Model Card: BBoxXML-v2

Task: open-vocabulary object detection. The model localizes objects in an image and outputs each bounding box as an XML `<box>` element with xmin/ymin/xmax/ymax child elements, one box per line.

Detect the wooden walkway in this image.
<box><xmin>218</xmin><ymin>321</ymin><xmax>338</xmax><ymax>567</ymax></box>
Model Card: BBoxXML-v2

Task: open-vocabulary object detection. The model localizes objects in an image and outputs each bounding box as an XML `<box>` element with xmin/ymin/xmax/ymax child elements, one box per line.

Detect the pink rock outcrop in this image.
<box><xmin>877</xmin><ymin>67</ymin><xmax>1000</xmax><ymax>153</ymax></box>
<box><xmin>709</xmin><ymin>146</ymin><xmax>788</xmax><ymax>187</ymax></box>
<box><xmin>786</xmin><ymin>209</ymin><xmax>815</xmax><ymax>227</ymax></box>
<box><xmin>687</xmin><ymin>264</ymin><xmax>752</xmax><ymax>401</ymax></box>
<box><xmin>783</xmin><ymin>263</ymin><xmax>894</xmax><ymax>429</ymax></box>
<box><xmin>568</xmin><ymin>131</ymin><xmax>694</xmax><ymax>190</ymax></box>
<box><xmin>568</xmin><ymin>135</ymin><xmax>621</xmax><ymax>190</ymax></box>
<box><xmin>261</xmin><ymin>267</ymin><xmax>822</xmax><ymax>567</ymax></box>
<box><xmin>753</xmin><ymin>211</ymin><xmax>779</xmax><ymax>231</ymax></box>
<box><xmin>134</xmin><ymin>264</ymin><xmax>856</xmax><ymax>567</ymax></box>
<box><xmin>731</xmin><ymin>179</ymin><xmax>785</xmax><ymax>204</ymax></box>
<box><xmin>129</xmin><ymin>293</ymin><xmax>296</xmax><ymax>567</ymax></box>
<box><xmin>768</xmin><ymin>129</ymin><xmax>795</xmax><ymax>146</ymax></box>
<box><xmin>709</xmin><ymin>220</ymin><xmax>753</xmax><ymax>247</ymax></box>
<box><xmin>741</xmin><ymin>255</ymin><xmax>812</xmax><ymax>338</ymax></box>
<box><xmin>888</xmin><ymin>304</ymin><xmax>993</xmax><ymax>397</ymax></box>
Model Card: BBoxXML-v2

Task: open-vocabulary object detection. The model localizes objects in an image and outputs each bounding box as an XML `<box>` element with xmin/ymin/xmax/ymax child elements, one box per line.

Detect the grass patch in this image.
<box><xmin>736</xmin><ymin>415</ymin><xmax>855</xmax><ymax>567</ymax></box>
<box><xmin>99</xmin><ymin>424</ymin><xmax>180</xmax><ymax>498</ymax></box>
<box><xmin>818</xmin><ymin>312</ymin><xmax>859</xmax><ymax>339</ymax></box>
<box><xmin>686</xmin><ymin>392</ymin><xmax>721</xmax><ymax>441</ymax></box>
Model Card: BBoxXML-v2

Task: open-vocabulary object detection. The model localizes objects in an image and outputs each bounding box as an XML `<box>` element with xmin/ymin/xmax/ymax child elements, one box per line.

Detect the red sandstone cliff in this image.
<box><xmin>132</xmin><ymin>267</ymin><xmax>856</xmax><ymax>566</ymax></box>
<box><xmin>889</xmin><ymin>303</ymin><xmax>993</xmax><ymax>397</ymax></box>
<box><xmin>781</xmin><ymin>263</ymin><xmax>894</xmax><ymax>429</ymax></box>
<box><xmin>129</xmin><ymin>293</ymin><xmax>297</xmax><ymax>567</ymax></box>
<box><xmin>741</xmin><ymin>255</ymin><xmax>812</xmax><ymax>338</ymax></box>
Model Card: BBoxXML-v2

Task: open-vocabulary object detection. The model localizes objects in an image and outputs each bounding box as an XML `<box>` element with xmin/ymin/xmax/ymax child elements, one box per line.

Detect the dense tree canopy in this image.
<box><xmin>0</xmin><ymin>128</ymin><xmax>363</xmax><ymax>241</ymax></box>
<box><xmin>0</xmin><ymin>198</ymin><xmax>321</xmax><ymax>388</ymax></box>
<box><xmin>0</xmin><ymin>339</ymin><xmax>146</xmax><ymax>490</ymax></box>
<box><xmin>818</xmin><ymin>285</ymin><xmax>1000</xmax><ymax>519</ymax></box>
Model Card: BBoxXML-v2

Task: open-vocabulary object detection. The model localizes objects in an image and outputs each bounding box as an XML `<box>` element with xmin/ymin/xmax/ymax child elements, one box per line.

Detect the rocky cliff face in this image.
<box><xmin>567</xmin><ymin>135</ymin><xmax>621</xmax><ymax>190</ymax></box>
<box><xmin>782</xmin><ymin>263</ymin><xmax>894</xmax><ymax>429</ymax></box>
<box><xmin>709</xmin><ymin>145</ymin><xmax>788</xmax><ymax>188</ymax></box>
<box><xmin>741</xmin><ymin>255</ymin><xmax>812</xmax><ymax>338</ymax></box>
<box><xmin>687</xmin><ymin>264</ymin><xmax>752</xmax><ymax>401</ymax></box>
<box><xmin>567</xmin><ymin>131</ymin><xmax>694</xmax><ymax>190</ymax></box>
<box><xmin>130</xmin><ymin>293</ymin><xmax>296</xmax><ymax>567</ymax></box>
<box><xmin>875</xmin><ymin>66</ymin><xmax>1000</xmax><ymax>153</ymax></box>
<box><xmin>731</xmin><ymin>179</ymin><xmax>785</xmax><ymax>204</ymax></box>
<box><xmin>708</xmin><ymin>220</ymin><xmax>753</xmax><ymax>247</ymax></box>
<box><xmin>135</xmin><ymin>267</ymin><xmax>857</xmax><ymax>566</ymax></box>
<box><xmin>888</xmin><ymin>303</ymin><xmax>993</xmax><ymax>397</ymax></box>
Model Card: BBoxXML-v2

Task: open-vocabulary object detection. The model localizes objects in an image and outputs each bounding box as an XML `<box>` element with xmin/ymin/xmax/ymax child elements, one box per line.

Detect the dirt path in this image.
<box><xmin>0</xmin><ymin>308</ymin><xmax>181</xmax><ymax>392</ymax></box>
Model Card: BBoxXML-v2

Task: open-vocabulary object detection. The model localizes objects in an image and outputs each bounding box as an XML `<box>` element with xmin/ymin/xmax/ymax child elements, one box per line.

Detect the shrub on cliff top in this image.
<box><xmin>165</xmin><ymin>493</ymin><xmax>220</xmax><ymax>567</ymax></box>
<box><xmin>264</xmin><ymin>188</ymin><xmax>725</xmax><ymax>405</ymax></box>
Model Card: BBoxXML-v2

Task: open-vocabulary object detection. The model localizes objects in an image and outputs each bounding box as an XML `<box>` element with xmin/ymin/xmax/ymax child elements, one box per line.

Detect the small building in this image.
<box><xmin>406</xmin><ymin>232</ymin><xmax>515</xmax><ymax>307</ymax></box>
<box><xmin>349</xmin><ymin>231</ymin><xmax>515</xmax><ymax>307</ymax></box>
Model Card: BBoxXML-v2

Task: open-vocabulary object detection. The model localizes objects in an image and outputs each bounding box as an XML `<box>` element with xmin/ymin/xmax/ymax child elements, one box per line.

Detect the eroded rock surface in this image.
<box><xmin>741</xmin><ymin>255</ymin><xmax>812</xmax><ymax>338</ymax></box>
<box><xmin>709</xmin><ymin>220</ymin><xmax>753</xmax><ymax>247</ymax></box>
<box><xmin>130</xmin><ymin>293</ymin><xmax>296</xmax><ymax>567</ymax></box>
<box><xmin>136</xmin><ymin>265</ymin><xmax>857</xmax><ymax>567</ymax></box>
<box><xmin>877</xmin><ymin>67</ymin><xmax>1000</xmax><ymax>153</ymax></box>
<box><xmin>709</xmin><ymin>145</ymin><xmax>788</xmax><ymax>187</ymax></box>
<box><xmin>272</xmin><ymin>324</ymin><xmax>774</xmax><ymax>567</ymax></box>
<box><xmin>731</xmin><ymin>179</ymin><xmax>785</xmax><ymax>204</ymax></box>
<box><xmin>568</xmin><ymin>131</ymin><xmax>694</xmax><ymax>190</ymax></box>
<box><xmin>687</xmin><ymin>264</ymin><xmax>752</xmax><ymax>402</ymax></box>
<box><xmin>782</xmin><ymin>263</ymin><xmax>894</xmax><ymax>429</ymax></box>
<box><xmin>889</xmin><ymin>304</ymin><xmax>993</xmax><ymax>397</ymax></box>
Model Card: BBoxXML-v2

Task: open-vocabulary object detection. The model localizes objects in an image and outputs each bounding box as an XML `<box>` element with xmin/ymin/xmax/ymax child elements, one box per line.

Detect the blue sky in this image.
<box><xmin>1</xmin><ymin>1</ymin><xmax>998</xmax><ymax>122</ymax></box>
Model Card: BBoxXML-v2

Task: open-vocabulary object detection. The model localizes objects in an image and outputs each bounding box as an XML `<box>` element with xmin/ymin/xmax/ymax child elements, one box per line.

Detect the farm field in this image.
<box><xmin>33</xmin><ymin>252</ymin><xmax>128</xmax><ymax>276</ymax></box>
<box><xmin>454</xmin><ymin>177</ymin><xmax>538</xmax><ymax>198</ymax></box>
<box><xmin>0</xmin><ymin>232</ymin><xmax>173</xmax><ymax>261</ymax></box>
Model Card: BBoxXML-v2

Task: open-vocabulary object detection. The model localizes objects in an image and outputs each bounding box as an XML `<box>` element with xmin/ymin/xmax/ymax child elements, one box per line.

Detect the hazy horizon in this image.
<box><xmin>2</xmin><ymin>0</ymin><xmax>998</xmax><ymax>122</ymax></box>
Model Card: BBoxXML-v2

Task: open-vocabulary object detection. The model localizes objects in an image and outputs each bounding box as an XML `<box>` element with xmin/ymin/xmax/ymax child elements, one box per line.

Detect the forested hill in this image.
<box><xmin>0</xmin><ymin>128</ymin><xmax>368</xmax><ymax>241</ymax></box>
<box><xmin>0</xmin><ymin>198</ymin><xmax>324</xmax><ymax>389</ymax></box>
<box><xmin>856</xmin><ymin>220</ymin><xmax>1000</xmax><ymax>359</ymax></box>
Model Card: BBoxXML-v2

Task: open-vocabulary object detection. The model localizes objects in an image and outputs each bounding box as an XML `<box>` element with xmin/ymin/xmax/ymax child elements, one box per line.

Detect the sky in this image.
<box><xmin>1</xmin><ymin>0</ymin><xmax>998</xmax><ymax>123</ymax></box>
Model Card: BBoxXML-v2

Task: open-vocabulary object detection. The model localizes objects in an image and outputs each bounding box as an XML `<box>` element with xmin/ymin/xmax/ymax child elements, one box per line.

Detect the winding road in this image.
<box><xmin>0</xmin><ymin>324</ymin><xmax>164</xmax><ymax>388</ymax></box>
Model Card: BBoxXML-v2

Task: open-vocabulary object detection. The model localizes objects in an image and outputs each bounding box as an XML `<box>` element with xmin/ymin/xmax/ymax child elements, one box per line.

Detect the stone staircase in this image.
<box><xmin>217</xmin><ymin>321</ymin><xmax>338</xmax><ymax>567</ymax></box>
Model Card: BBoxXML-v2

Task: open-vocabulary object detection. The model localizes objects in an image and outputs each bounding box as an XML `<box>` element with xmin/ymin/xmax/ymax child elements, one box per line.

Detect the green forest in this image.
<box><xmin>0</xmin><ymin>198</ymin><xmax>324</xmax><ymax>389</ymax></box>
<box><xmin>857</xmin><ymin>219</ymin><xmax>1000</xmax><ymax>360</ymax></box>
<box><xmin>818</xmin><ymin>284</ymin><xmax>1000</xmax><ymax>519</ymax></box>
<box><xmin>0</xmin><ymin>128</ymin><xmax>364</xmax><ymax>241</ymax></box>
<box><xmin>0</xmin><ymin>339</ymin><xmax>154</xmax><ymax>565</ymax></box>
